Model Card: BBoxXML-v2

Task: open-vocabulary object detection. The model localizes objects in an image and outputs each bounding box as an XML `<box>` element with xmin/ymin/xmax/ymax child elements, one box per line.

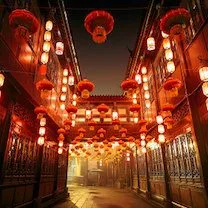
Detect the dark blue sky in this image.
<box><xmin>67</xmin><ymin>1</ymin><xmax>147</xmax><ymax>95</ymax></box>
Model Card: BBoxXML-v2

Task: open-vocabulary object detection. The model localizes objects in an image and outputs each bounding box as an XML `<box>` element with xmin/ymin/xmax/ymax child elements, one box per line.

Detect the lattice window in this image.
<box><xmin>138</xmin><ymin>154</ymin><xmax>146</xmax><ymax>176</ymax></box>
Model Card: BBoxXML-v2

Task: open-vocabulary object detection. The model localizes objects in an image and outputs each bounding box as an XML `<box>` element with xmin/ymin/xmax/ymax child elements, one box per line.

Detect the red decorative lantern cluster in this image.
<box><xmin>84</xmin><ymin>10</ymin><xmax>114</xmax><ymax>44</ymax></box>
<box><xmin>78</xmin><ymin>79</ymin><xmax>94</xmax><ymax>99</ymax></box>
<box><xmin>160</xmin><ymin>8</ymin><xmax>190</xmax><ymax>36</ymax></box>
<box><xmin>97</xmin><ymin>103</ymin><xmax>109</xmax><ymax>118</ymax></box>
<box><xmin>163</xmin><ymin>77</ymin><xmax>181</xmax><ymax>97</ymax></box>
<box><xmin>36</xmin><ymin>79</ymin><xmax>54</xmax><ymax>99</ymax></box>
<box><xmin>9</xmin><ymin>9</ymin><xmax>39</xmax><ymax>43</ymax></box>
<box><xmin>121</xmin><ymin>79</ymin><xmax>138</xmax><ymax>98</ymax></box>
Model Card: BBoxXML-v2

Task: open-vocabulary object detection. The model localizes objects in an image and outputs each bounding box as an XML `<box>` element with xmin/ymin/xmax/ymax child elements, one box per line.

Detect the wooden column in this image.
<box><xmin>145</xmin><ymin>152</ymin><xmax>151</xmax><ymax>198</ymax></box>
<box><xmin>135</xmin><ymin>146</ymin><xmax>140</xmax><ymax>191</ymax></box>
<box><xmin>161</xmin><ymin>144</ymin><xmax>173</xmax><ymax>207</ymax></box>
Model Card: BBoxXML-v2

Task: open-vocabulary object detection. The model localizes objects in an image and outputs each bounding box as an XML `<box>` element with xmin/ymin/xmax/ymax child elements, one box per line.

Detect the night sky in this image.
<box><xmin>65</xmin><ymin>1</ymin><xmax>148</xmax><ymax>95</ymax></box>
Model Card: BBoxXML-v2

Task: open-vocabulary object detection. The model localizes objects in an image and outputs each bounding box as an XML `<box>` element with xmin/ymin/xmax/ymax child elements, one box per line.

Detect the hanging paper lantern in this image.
<box><xmin>40</xmin><ymin>117</ymin><xmax>46</xmax><ymax>126</ymax></box>
<box><xmin>38</xmin><ymin>136</ymin><xmax>45</xmax><ymax>145</ymax></box>
<box><xmin>141</xmin><ymin>140</ymin><xmax>146</xmax><ymax>147</ymax></box>
<box><xmin>36</xmin><ymin>79</ymin><xmax>54</xmax><ymax>99</ymax></box>
<box><xmin>97</xmin><ymin>128</ymin><xmax>106</xmax><ymax>138</ymax></box>
<box><xmin>84</xmin><ymin>10</ymin><xmax>114</xmax><ymax>44</ymax></box>
<box><xmin>121</xmin><ymin>79</ymin><xmax>139</xmax><ymax>97</ymax></box>
<box><xmin>0</xmin><ymin>73</ymin><xmax>5</xmax><ymax>87</ymax></box>
<box><xmin>145</xmin><ymin>100</ymin><xmax>151</xmax><ymax>109</ymax></box>
<box><xmin>141</xmin><ymin>147</ymin><xmax>147</xmax><ymax>153</ymax></box>
<box><xmin>44</xmin><ymin>31</ymin><xmax>51</xmax><ymax>41</ymax></box>
<box><xmin>163</xmin><ymin>77</ymin><xmax>181</xmax><ymax>97</ymax></box>
<box><xmin>34</xmin><ymin>105</ymin><xmax>47</xmax><ymax>119</ymax></box>
<box><xmin>112</xmin><ymin>119</ymin><xmax>120</xmax><ymax>130</ymax></box>
<box><xmin>161</xmin><ymin>31</ymin><xmax>169</xmax><ymax>38</ymax></box>
<box><xmin>9</xmin><ymin>9</ymin><xmax>39</xmax><ymax>43</ymax></box>
<box><xmin>58</xmin><ymin>147</ymin><xmax>63</xmax><ymax>154</ymax></box>
<box><xmin>119</xmin><ymin>128</ymin><xmax>127</xmax><ymax>138</ymax></box>
<box><xmin>97</xmin><ymin>103</ymin><xmax>109</xmax><ymax>118</ymax></box>
<box><xmin>66</xmin><ymin>104</ymin><xmax>78</xmax><ymax>114</ymax></box>
<box><xmin>135</xmin><ymin>74</ymin><xmax>142</xmax><ymax>84</ymax></box>
<box><xmin>56</xmin><ymin>42</ymin><xmax>64</xmax><ymax>55</ymax></box>
<box><xmin>160</xmin><ymin>8</ymin><xmax>190</xmax><ymax>36</ymax></box>
<box><xmin>167</xmin><ymin>61</ymin><xmax>175</xmax><ymax>73</ymax></box>
<box><xmin>39</xmin><ymin>126</ymin><xmax>46</xmax><ymax>136</ymax></box>
<box><xmin>87</xmin><ymin>120</ymin><xmax>96</xmax><ymax>131</ymax></box>
<box><xmin>158</xmin><ymin>134</ymin><xmax>165</xmax><ymax>143</ymax></box>
<box><xmin>45</xmin><ymin>20</ymin><xmax>53</xmax><ymax>31</ymax></box>
<box><xmin>58</xmin><ymin>140</ymin><xmax>64</xmax><ymax>147</ymax></box>
<box><xmin>85</xmin><ymin>109</ymin><xmax>92</xmax><ymax>120</ymax></box>
<box><xmin>147</xmin><ymin>37</ymin><xmax>155</xmax><ymax>51</ymax></box>
<box><xmin>162</xmin><ymin>38</ymin><xmax>171</xmax><ymax>49</ymax></box>
<box><xmin>78</xmin><ymin>79</ymin><xmax>94</xmax><ymax>99</ymax></box>
<box><xmin>41</xmin><ymin>52</ymin><xmax>49</xmax><ymax>64</ymax></box>
<box><xmin>202</xmin><ymin>82</ymin><xmax>208</xmax><ymax>96</ymax></box>
<box><xmin>156</xmin><ymin>115</ymin><xmax>163</xmax><ymax>124</ymax></box>
<box><xmin>78</xmin><ymin>127</ymin><xmax>86</xmax><ymax>137</ymax></box>
<box><xmin>43</xmin><ymin>41</ymin><xmax>50</xmax><ymax>52</ymax></box>
<box><xmin>199</xmin><ymin>66</ymin><xmax>208</xmax><ymax>82</ymax></box>
<box><xmin>158</xmin><ymin>124</ymin><xmax>165</xmax><ymax>134</ymax></box>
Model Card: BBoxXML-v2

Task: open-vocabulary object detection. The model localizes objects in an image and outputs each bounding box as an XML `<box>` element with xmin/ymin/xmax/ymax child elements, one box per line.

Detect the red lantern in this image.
<box><xmin>97</xmin><ymin>128</ymin><xmax>106</xmax><ymax>138</ymax></box>
<box><xmin>103</xmin><ymin>139</ymin><xmax>108</xmax><ymax>144</ymax></box>
<box><xmin>92</xmin><ymin>135</ymin><xmax>100</xmax><ymax>142</ymax></box>
<box><xmin>160</xmin><ymin>8</ymin><xmax>190</xmax><ymax>35</ymax></box>
<box><xmin>9</xmin><ymin>9</ymin><xmax>39</xmax><ymax>43</ymax></box>
<box><xmin>66</xmin><ymin>104</ymin><xmax>78</xmax><ymax>114</ymax></box>
<box><xmin>36</xmin><ymin>79</ymin><xmax>54</xmax><ymax>99</ymax></box>
<box><xmin>109</xmin><ymin>136</ymin><xmax>116</xmax><ymax>142</ymax></box>
<box><xmin>39</xmin><ymin>64</ymin><xmax>47</xmax><ymax>76</ymax></box>
<box><xmin>129</xmin><ymin>104</ymin><xmax>141</xmax><ymax>117</ymax></box>
<box><xmin>121</xmin><ymin>79</ymin><xmax>138</xmax><ymax>97</ymax></box>
<box><xmin>84</xmin><ymin>10</ymin><xmax>114</xmax><ymax>44</ymax></box>
<box><xmin>97</xmin><ymin>103</ymin><xmax>109</xmax><ymax>118</ymax></box>
<box><xmin>162</xmin><ymin>103</ymin><xmax>174</xmax><ymax>118</ymax></box>
<box><xmin>57</xmin><ymin>128</ymin><xmax>65</xmax><ymax>135</ymax></box>
<box><xmin>164</xmin><ymin>117</ymin><xmax>174</xmax><ymax>129</ymax></box>
<box><xmin>78</xmin><ymin>79</ymin><xmax>94</xmax><ymax>99</ymax></box>
<box><xmin>87</xmin><ymin>120</ymin><xmax>96</xmax><ymax>131</ymax></box>
<box><xmin>112</xmin><ymin>119</ymin><xmax>120</xmax><ymax>130</ymax></box>
<box><xmin>119</xmin><ymin>128</ymin><xmax>127</xmax><ymax>138</ymax></box>
<box><xmin>34</xmin><ymin>105</ymin><xmax>47</xmax><ymax>119</ymax></box>
<box><xmin>78</xmin><ymin>128</ymin><xmax>86</xmax><ymax>137</ymax></box>
<box><xmin>163</xmin><ymin>78</ymin><xmax>182</xmax><ymax>97</ymax></box>
<box><xmin>87</xmin><ymin>139</ymin><xmax>93</xmax><ymax>145</ymax></box>
<box><xmin>139</xmin><ymin>125</ymin><xmax>147</xmax><ymax>134</ymax></box>
<box><xmin>64</xmin><ymin>119</ymin><xmax>72</xmax><ymax>131</ymax></box>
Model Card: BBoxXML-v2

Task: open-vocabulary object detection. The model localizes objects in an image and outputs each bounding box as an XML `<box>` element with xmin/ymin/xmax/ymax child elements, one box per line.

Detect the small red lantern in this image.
<box><xmin>139</xmin><ymin>125</ymin><xmax>147</xmax><ymax>134</ymax></box>
<box><xmin>103</xmin><ymin>139</ymin><xmax>108</xmax><ymax>144</ymax></box>
<box><xmin>36</xmin><ymin>79</ymin><xmax>54</xmax><ymax>99</ymax></box>
<box><xmin>84</xmin><ymin>10</ymin><xmax>114</xmax><ymax>44</ymax></box>
<box><xmin>39</xmin><ymin>64</ymin><xmax>47</xmax><ymax>76</ymax></box>
<box><xmin>163</xmin><ymin>78</ymin><xmax>181</xmax><ymax>97</ymax></box>
<box><xmin>57</xmin><ymin>128</ymin><xmax>65</xmax><ymax>135</ymax></box>
<box><xmin>109</xmin><ymin>136</ymin><xmax>116</xmax><ymax>142</ymax></box>
<box><xmin>119</xmin><ymin>128</ymin><xmax>127</xmax><ymax>138</ymax></box>
<box><xmin>87</xmin><ymin>139</ymin><xmax>93</xmax><ymax>145</ymax></box>
<box><xmin>121</xmin><ymin>79</ymin><xmax>138</xmax><ymax>97</ymax></box>
<box><xmin>160</xmin><ymin>8</ymin><xmax>190</xmax><ymax>36</ymax></box>
<box><xmin>66</xmin><ymin>104</ymin><xmax>78</xmax><ymax>114</ymax></box>
<box><xmin>78</xmin><ymin>128</ymin><xmax>86</xmax><ymax>137</ymax></box>
<box><xmin>92</xmin><ymin>135</ymin><xmax>100</xmax><ymax>142</ymax></box>
<box><xmin>129</xmin><ymin>104</ymin><xmax>141</xmax><ymax>117</ymax></box>
<box><xmin>87</xmin><ymin>120</ymin><xmax>96</xmax><ymax>131</ymax></box>
<box><xmin>97</xmin><ymin>128</ymin><xmax>106</xmax><ymax>138</ymax></box>
<box><xmin>78</xmin><ymin>79</ymin><xmax>94</xmax><ymax>99</ymax></box>
<box><xmin>9</xmin><ymin>9</ymin><xmax>39</xmax><ymax>43</ymax></box>
<box><xmin>64</xmin><ymin>119</ymin><xmax>72</xmax><ymax>131</ymax></box>
<box><xmin>112</xmin><ymin>119</ymin><xmax>120</xmax><ymax>130</ymax></box>
<box><xmin>97</xmin><ymin>103</ymin><xmax>109</xmax><ymax>118</ymax></box>
<box><xmin>34</xmin><ymin>105</ymin><xmax>47</xmax><ymax>119</ymax></box>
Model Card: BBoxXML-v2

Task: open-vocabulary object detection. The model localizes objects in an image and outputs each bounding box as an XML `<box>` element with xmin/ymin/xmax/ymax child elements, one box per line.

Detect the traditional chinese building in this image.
<box><xmin>0</xmin><ymin>0</ymin><xmax>208</xmax><ymax>208</ymax></box>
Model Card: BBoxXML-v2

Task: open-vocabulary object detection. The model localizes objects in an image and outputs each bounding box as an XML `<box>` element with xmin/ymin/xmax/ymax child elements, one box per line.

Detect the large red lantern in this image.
<box><xmin>36</xmin><ymin>79</ymin><xmax>54</xmax><ymax>99</ymax></box>
<box><xmin>121</xmin><ymin>79</ymin><xmax>138</xmax><ymax>97</ymax></box>
<box><xmin>97</xmin><ymin>103</ymin><xmax>109</xmax><ymax>118</ymax></box>
<box><xmin>34</xmin><ymin>105</ymin><xmax>47</xmax><ymax>119</ymax></box>
<box><xmin>9</xmin><ymin>9</ymin><xmax>39</xmax><ymax>43</ymax></box>
<box><xmin>66</xmin><ymin>104</ymin><xmax>78</xmax><ymax>114</ymax></box>
<box><xmin>84</xmin><ymin>10</ymin><xmax>114</xmax><ymax>44</ymax></box>
<box><xmin>78</xmin><ymin>79</ymin><xmax>94</xmax><ymax>99</ymax></box>
<box><xmin>160</xmin><ymin>8</ymin><xmax>190</xmax><ymax>36</ymax></box>
<box><xmin>163</xmin><ymin>78</ymin><xmax>181</xmax><ymax>97</ymax></box>
<box><xmin>129</xmin><ymin>104</ymin><xmax>141</xmax><ymax>117</ymax></box>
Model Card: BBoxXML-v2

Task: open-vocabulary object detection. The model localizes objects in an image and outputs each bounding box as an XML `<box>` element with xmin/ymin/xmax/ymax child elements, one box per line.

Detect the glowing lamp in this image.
<box><xmin>163</xmin><ymin>38</ymin><xmax>171</xmax><ymax>49</ymax></box>
<box><xmin>161</xmin><ymin>31</ymin><xmax>169</xmax><ymax>38</ymax></box>
<box><xmin>135</xmin><ymin>74</ymin><xmax>142</xmax><ymax>84</ymax></box>
<box><xmin>133</xmin><ymin>98</ymin><xmax>137</xmax><ymax>104</ymax></box>
<box><xmin>140</xmin><ymin>133</ymin><xmax>146</xmax><ymax>140</ymax></box>
<box><xmin>44</xmin><ymin>31</ymin><xmax>51</xmax><ymax>41</ymax></box>
<box><xmin>158</xmin><ymin>134</ymin><xmax>165</xmax><ymax>143</ymax></box>
<box><xmin>167</xmin><ymin>61</ymin><xmax>175</xmax><ymax>73</ymax></box>
<box><xmin>165</xmin><ymin>49</ymin><xmax>173</xmax><ymax>61</ymax></box>
<box><xmin>72</xmin><ymin>120</ymin><xmax>76</xmax><ymax>127</ymax></box>
<box><xmin>62</xmin><ymin>85</ymin><xmax>67</xmax><ymax>93</ymax></box>
<box><xmin>86</xmin><ymin>109</ymin><xmax>92</xmax><ymax>119</ymax></box>
<box><xmin>41</xmin><ymin>52</ymin><xmax>49</xmax><ymax>64</ymax></box>
<box><xmin>147</xmin><ymin>37</ymin><xmax>155</xmax><ymax>51</ymax></box>
<box><xmin>141</xmin><ymin>66</ymin><xmax>147</xmax><ymax>75</ymax></box>
<box><xmin>145</xmin><ymin>100</ymin><xmax>151</xmax><ymax>108</ymax></box>
<box><xmin>60</xmin><ymin>93</ymin><xmax>66</xmax><ymax>101</ymax></box>
<box><xmin>158</xmin><ymin>124</ymin><xmax>165</xmax><ymax>134</ymax></box>
<box><xmin>141</xmin><ymin>140</ymin><xmax>146</xmax><ymax>147</ymax></box>
<box><xmin>58</xmin><ymin>147</ymin><xmax>63</xmax><ymax>154</ymax></box>
<box><xmin>112</xmin><ymin>111</ymin><xmax>118</xmax><ymax>120</ymax></box>
<box><xmin>144</xmin><ymin>91</ymin><xmax>150</xmax><ymax>99</ymax></box>
<box><xmin>43</xmin><ymin>41</ymin><xmax>50</xmax><ymax>52</ymax></box>
<box><xmin>141</xmin><ymin>147</ymin><xmax>147</xmax><ymax>153</ymax></box>
<box><xmin>45</xmin><ymin>20</ymin><xmax>53</xmax><ymax>31</ymax></box>
<box><xmin>72</xmin><ymin>100</ymin><xmax>77</xmax><ymax>106</ymax></box>
<box><xmin>143</xmin><ymin>75</ymin><xmax>148</xmax><ymax>82</ymax></box>
<box><xmin>55</xmin><ymin>42</ymin><xmax>64</xmax><ymax>55</ymax></box>
<box><xmin>72</xmin><ymin>94</ymin><xmax>77</xmax><ymax>100</ymax></box>
<box><xmin>40</xmin><ymin>117</ymin><xmax>46</xmax><ymax>126</ymax></box>
<box><xmin>62</xmin><ymin>77</ymin><xmax>68</xmax><ymax>84</ymax></box>
<box><xmin>60</xmin><ymin>103</ymin><xmax>65</xmax><ymax>110</ymax></box>
<box><xmin>199</xmin><ymin>67</ymin><xmax>208</xmax><ymax>82</ymax></box>
<box><xmin>133</xmin><ymin>117</ymin><xmax>139</xmax><ymax>123</ymax></box>
<box><xmin>68</xmin><ymin>75</ymin><xmax>75</xmax><ymax>86</ymax></box>
<box><xmin>143</xmin><ymin>83</ymin><xmax>149</xmax><ymax>91</ymax></box>
<box><xmin>58</xmin><ymin>140</ymin><xmax>64</xmax><ymax>147</ymax></box>
<box><xmin>202</xmin><ymin>82</ymin><xmax>208</xmax><ymax>97</ymax></box>
<box><xmin>63</xmin><ymin>68</ymin><xmax>68</xmax><ymax>76</ymax></box>
<box><xmin>72</xmin><ymin>114</ymin><xmax>76</xmax><ymax>120</ymax></box>
<box><xmin>126</xmin><ymin>157</ymin><xmax>130</xmax><ymax>162</ymax></box>
<box><xmin>132</xmin><ymin>93</ymin><xmax>137</xmax><ymax>99</ymax></box>
<box><xmin>156</xmin><ymin>115</ymin><xmax>163</xmax><ymax>124</ymax></box>
<box><xmin>39</xmin><ymin>126</ymin><xmax>46</xmax><ymax>136</ymax></box>
<box><xmin>0</xmin><ymin>73</ymin><xmax>5</xmax><ymax>87</ymax></box>
<box><xmin>38</xmin><ymin>136</ymin><xmax>44</xmax><ymax>145</ymax></box>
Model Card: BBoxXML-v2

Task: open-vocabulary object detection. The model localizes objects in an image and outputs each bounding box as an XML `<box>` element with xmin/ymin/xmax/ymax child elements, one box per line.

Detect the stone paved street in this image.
<box><xmin>53</xmin><ymin>185</ymin><xmax>157</xmax><ymax>208</ymax></box>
